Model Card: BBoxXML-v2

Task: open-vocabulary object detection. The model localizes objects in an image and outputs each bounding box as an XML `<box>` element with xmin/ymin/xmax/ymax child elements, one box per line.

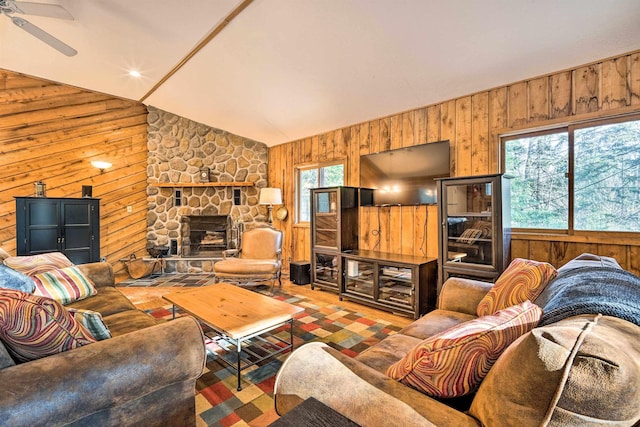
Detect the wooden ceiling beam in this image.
<box><xmin>139</xmin><ymin>0</ymin><xmax>254</xmax><ymax>103</ymax></box>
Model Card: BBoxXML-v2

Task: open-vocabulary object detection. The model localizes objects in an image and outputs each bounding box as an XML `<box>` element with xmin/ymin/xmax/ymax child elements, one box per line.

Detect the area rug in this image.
<box><xmin>129</xmin><ymin>275</ymin><xmax>403</xmax><ymax>426</ymax></box>
<box><xmin>117</xmin><ymin>273</ymin><xmax>218</xmax><ymax>287</ymax></box>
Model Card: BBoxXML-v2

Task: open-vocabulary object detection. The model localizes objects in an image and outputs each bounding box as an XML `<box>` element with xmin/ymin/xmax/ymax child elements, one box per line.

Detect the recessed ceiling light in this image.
<box><xmin>129</xmin><ymin>70</ymin><xmax>142</xmax><ymax>78</ymax></box>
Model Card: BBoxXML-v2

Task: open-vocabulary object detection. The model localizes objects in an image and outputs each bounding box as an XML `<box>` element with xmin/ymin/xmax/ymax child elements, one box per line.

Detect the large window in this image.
<box><xmin>296</xmin><ymin>162</ymin><xmax>344</xmax><ymax>223</ymax></box>
<box><xmin>503</xmin><ymin>116</ymin><xmax>640</xmax><ymax>233</ymax></box>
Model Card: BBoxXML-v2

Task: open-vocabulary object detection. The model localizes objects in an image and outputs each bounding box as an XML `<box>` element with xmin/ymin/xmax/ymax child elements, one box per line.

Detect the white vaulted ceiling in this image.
<box><xmin>1</xmin><ymin>0</ymin><xmax>640</xmax><ymax>146</ymax></box>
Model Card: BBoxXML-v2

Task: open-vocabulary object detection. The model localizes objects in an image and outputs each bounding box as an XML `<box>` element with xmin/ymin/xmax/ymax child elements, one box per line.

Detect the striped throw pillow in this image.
<box><xmin>32</xmin><ymin>266</ymin><xmax>97</xmax><ymax>305</ymax></box>
<box><xmin>67</xmin><ymin>308</ymin><xmax>111</xmax><ymax>341</ymax></box>
<box><xmin>477</xmin><ymin>258</ymin><xmax>557</xmax><ymax>316</ymax></box>
<box><xmin>4</xmin><ymin>252</ymin><xmax>74</xmax><ymax>276</ymax></box>
<box><xmin>0</xmin><ymin>289</ymin><xmax>96</xmax><ymax>362</ymax></box>
<box><xmin>386</xmin><ymin>300</ymin><xmax>542</xmax><ymax>398</ymax></box>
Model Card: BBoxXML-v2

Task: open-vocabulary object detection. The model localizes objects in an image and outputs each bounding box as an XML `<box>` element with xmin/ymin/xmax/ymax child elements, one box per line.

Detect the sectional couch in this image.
<box><xmin>0</xmin><ymin>255</ymin><xmax>207</xmax><ymax>427</ymax></box>
<box><xmin>274</xmin><ymin>254</ymin><xmax>640</xmax><ymax>426</ymax></box>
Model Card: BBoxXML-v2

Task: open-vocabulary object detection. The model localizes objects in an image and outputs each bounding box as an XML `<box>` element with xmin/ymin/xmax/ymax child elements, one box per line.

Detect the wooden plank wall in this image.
<box><xmin>269</xmin><ymin>49</ymin><xmax>640</xmax><ymax>275</ymax></box>
<box><xmin>0</xmin><ymin>69</ymin><xmax>149</xmax><ymax>274</ymax></box>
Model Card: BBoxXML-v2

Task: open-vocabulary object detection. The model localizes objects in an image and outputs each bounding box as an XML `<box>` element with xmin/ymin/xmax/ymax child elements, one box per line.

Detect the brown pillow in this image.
<box><xmin>469</xmin><ymin>315</ymin><xmax>640</xmax><ymax>425</ymax></box>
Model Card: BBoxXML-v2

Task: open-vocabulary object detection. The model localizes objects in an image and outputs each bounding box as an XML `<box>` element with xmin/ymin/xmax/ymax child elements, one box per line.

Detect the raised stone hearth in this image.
<box><xmin>145</xmin><ymin>107</ymin><xmax>268</xmax><ymax>273</ymax></box>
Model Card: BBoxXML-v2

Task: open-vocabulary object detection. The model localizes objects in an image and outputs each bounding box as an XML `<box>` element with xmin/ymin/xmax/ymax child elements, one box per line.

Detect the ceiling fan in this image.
<box><xmin>0</xmin><ymin>0</ymin><xmax>77</xmax><ymax>56</ymax></box>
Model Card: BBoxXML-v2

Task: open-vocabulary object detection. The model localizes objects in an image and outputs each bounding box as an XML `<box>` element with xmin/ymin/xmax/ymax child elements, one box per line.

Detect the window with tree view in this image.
<box><xmin>504</xmin><ymin>117</ymin><xmax>640</xmax><ymax>233</ymax></box>
<box><xmin>297</xmin><ymin>163</ymin><xmax>344</xmax><ymax>223</ymax></box>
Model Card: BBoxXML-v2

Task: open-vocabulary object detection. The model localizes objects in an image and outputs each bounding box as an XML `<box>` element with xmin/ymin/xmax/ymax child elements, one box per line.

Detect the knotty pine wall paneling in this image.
<box><xmin>0</xmin><ymin>69</ymin><xmax>149</xmax><ymax>274</ymax></box>
<box><xmin>270</xmin><ymin>49</ymin><xmax>640</xmax><ymax>276</ymax></box>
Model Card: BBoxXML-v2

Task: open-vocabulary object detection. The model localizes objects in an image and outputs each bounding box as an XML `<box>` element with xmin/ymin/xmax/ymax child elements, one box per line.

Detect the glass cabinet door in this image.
<box><xmin>314</xmin><ymin>252</ymin><xmax>340</xmax><ymax>287</ymax></box>
<box><xmin>378</xmin><ymin>265</ymin><xmax>414</xmax><ymax>307</ymax></box>
<box><xmin>344</xmin><ymin>259</ymin><xmax>374</xmax><ymax>298</ymax></box>
<box><xmin>444</xmin><ymin>181</ymin><xmax>494</xmax><ymax>267</ymax></box>
<box><xmin>313</xmin><ymin>190</ymin><xmax>338</xmax><ymax>248</ymax></box>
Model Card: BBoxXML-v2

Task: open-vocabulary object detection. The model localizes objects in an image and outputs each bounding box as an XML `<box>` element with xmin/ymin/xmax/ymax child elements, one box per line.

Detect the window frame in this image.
<box><xmin>501</xmin><ymin>113</ymin><xmax>640</xmax><ymax>237</ymax></box>
<box><xmin>295</xmin><ymin>160</ymin><xmax>346</xmax><ymax>225</ymax></box>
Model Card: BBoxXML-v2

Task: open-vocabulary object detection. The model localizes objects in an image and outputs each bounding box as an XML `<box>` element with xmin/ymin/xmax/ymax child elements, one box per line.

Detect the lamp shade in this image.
<box><xmin>259</xmin><ymin>187</ymin><xmax>282</xmax><ymax>205</ymax></box>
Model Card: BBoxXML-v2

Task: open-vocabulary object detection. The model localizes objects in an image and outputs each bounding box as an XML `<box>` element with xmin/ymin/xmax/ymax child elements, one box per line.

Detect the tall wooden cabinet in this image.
<box><xmin>436</xmin><ymin>174</ymin><xmax>511</xmax><ymax>289</ymax></box>
<box><xmin>15</xmin><ymin>197</ymin><xmax>100</xmax><ymax>264</ymax></box>
<box><xmin>310</xmin><ymin>186</ymin><xmax>359</xmax><ymax>293</ymax></box>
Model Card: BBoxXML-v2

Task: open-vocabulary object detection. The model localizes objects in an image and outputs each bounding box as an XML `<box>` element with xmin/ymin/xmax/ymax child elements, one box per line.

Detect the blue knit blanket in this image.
<box><xmin>537</xmin><ymin>266</ymin><xmax>640</xmax><ymax>327</ymax></box>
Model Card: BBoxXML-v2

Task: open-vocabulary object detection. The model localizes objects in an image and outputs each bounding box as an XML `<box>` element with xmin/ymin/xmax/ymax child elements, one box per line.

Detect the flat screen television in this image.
<box><xmin>359</xmin><ymin>140</ymin><xmax>450</xmax><ymax>206</ymax></box>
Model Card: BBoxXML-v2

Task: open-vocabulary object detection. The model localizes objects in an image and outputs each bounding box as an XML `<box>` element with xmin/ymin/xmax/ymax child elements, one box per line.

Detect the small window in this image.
<box><xmin>296</xmin><ymin>162</ymin><xmax>344</xmax><ymax>223</ymax></box>
<box><xmin>504</xmin><ymin>130</ymin><xmax>569</xmax><ymax>230</ymax></box>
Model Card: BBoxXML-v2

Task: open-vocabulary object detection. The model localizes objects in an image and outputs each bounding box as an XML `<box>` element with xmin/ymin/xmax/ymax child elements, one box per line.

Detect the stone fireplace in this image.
<box><xmin>145</xmin><ymin>107</ymin><xmax>269</xmax><ymax>273</ymax></box>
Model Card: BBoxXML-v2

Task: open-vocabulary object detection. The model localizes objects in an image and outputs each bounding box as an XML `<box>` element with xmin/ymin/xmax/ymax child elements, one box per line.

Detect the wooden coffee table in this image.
<box><xmin>163</xmin><ymin>283</ymin><xmax>303</xmax><ymax>390</ymax></box>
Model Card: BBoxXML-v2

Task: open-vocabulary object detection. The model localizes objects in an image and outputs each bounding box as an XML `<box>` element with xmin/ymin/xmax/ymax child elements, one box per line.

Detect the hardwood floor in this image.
<box><xmin>117</xmin><ymin>274</ymin><xmax>414</xmax><ymax>328</ymax></box>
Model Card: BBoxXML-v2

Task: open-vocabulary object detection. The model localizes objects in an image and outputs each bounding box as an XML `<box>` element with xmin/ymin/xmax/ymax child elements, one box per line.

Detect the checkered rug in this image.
<box><xmin>117</xmin><ymin>273</ymin><xmax>218</xmax><ymax>287</ymax></box>
<box><xmin>135</xmin><ymin>275</ymin><xmax>403</xmax><ymax>426</ymax></box>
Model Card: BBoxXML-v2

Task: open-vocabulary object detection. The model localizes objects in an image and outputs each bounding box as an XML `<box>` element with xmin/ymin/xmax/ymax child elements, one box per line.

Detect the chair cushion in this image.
<box><xmin>0</xmin><ymin>264</ymin><xmax>35</xmax><ymax>293</ymax></box>
<box><xmin>469</xmin><ymin>315</ymin><xmax>640</xmax><ymax>425</ymax></box>
<box><xmin>32</xmin><ymin>266</ymin><xmax>97</xmax><ymax>305</ymax></box>
<box><xmin>214</xmin><ymin>258</ymin><xmax>280</xmax><ymax>275</ymax></box>
<box><xmin>0</xmin><ymin>289</ymin><xmax>96</xmax><ymax>362</ymax></box>
<box><xmin>3</xmin><ymin>252</ymin><xmax>74</xmax><ymax>276</ymax></box>
<box><xmin>386</xmin><ymin>300</ymin><xmax>542</xmax><ymax>398</ymax></box>
<box><xmin>398</xmin><ymin>309</ymin><xmax>476</xmax><ymax>340</ymax></box>
<box><xmin>65</xmin><ymin>287</ymin><xmax>136</xmax><ymax>317</ymax></box>
<box><xmin>356</xmin><ymin>334</ymin><xmax>422</xmax><ymax>373</ymax></box>
<box><xmin>477</xmin><ymin>258</ymin><xmax>557</xmax><ymax>316</ymax></box>
<box><xmin>102</xmin><ymin>310</ymin><xmax>161</xmax><ymax>337</ymax></box>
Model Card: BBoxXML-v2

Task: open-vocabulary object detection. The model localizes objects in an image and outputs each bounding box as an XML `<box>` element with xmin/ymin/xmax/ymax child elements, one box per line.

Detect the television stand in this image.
<box><xmin>340</xmin><ymin>250</ymin><xmax>437</xmax><ymax>319</ymax></box>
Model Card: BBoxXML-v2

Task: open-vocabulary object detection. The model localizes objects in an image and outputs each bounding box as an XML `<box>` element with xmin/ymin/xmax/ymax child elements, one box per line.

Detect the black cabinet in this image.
<box><xmin>436</xmin><ymin>174</ymin><xmax>511</xmax><ymax>289</ymax></box>
<box><xmin>15</xmin><ymin>197</ymin><xmax>100</xmax><ymax>264</ymax></box>
<box><xmin>310</xmin><ymin>186</ymin><xmax>359</xmax><ymax>293</ymax></box>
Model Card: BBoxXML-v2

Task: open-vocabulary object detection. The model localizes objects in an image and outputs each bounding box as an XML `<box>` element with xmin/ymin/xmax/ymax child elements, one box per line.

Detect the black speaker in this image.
<box><xmin>290</xmin><ymin>260</ymin><xmax>311</xmax><ymax>285</ymax></box>
<box><xmin>233</xmin><ymin>188</ymin><xmax>241</xmax><ymax>205</ymax></box>
<box><xmin>360</xmin><ymin>188</ymin><xmax>374</xmax><ymax>206</ymax></box>
<box><xmin>169</xmin><ymin>239</ymin><xmax>178</xmax><ymax>256</ymax></box>
<box><xmin>82</xmin><ymin>185</ymin><xmax>92</xmax><ymax>198</ymax></box>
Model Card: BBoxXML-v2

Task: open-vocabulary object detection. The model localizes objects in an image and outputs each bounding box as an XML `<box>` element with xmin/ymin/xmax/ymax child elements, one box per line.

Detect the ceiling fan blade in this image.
<box><xmin>6</xmin><ymin>1</ymin><xmax>73</xmax><ymax>20</ymax></box>
<box><xmin>11</xmin><ymin>16</ymin><xmax>77</xmax><ymax>56</ymax></box>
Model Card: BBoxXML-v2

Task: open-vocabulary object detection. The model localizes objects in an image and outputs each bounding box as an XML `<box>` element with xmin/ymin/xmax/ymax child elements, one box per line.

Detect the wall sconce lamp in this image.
<box><xmin>259</xmin><ymin>187</ymin><xmax>282</xmax><ymax>225</ymax></box>
<box><xmin>91</xmin><ymin>161</ymin><xmax>112</xmax><ymax>173</ymax></box>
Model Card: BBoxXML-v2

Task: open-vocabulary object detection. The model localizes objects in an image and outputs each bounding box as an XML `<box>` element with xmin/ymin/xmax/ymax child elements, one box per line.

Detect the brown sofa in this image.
<box><xmin>0</xmin><ymin>261</ymin><xmax>207</xmax><ymax>427</ymax></box>
<box><xmin>274</xmin><ymin>254</ymin><xmax>640</xmax><ymax>426</ymax></box>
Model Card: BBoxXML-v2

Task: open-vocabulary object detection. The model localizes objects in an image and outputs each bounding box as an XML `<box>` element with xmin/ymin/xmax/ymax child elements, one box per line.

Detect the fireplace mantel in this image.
<box><xmin>150</xmin><ymin>182</ymin><xmax>254</xmax><ymax>188</ymax></box>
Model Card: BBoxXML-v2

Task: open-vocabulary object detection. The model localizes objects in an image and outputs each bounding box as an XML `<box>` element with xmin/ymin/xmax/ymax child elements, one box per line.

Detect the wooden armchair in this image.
<box><xmin>213</xmin><ymin>226</ymin><xmax>283</xmax><ymax>294</ymax></box>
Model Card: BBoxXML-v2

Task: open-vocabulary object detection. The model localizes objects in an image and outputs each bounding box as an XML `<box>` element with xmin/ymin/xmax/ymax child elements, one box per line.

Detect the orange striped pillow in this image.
<box><xmin>0</xmin><ymin>289</ymin><xmax>96</xmax><ymax>362</ymax></box>
<box><xmin>32</xmin><ymin>266</ymin><xmax>97</xmax><ymax>305</ymax></box>
<box><xmin>386</xmin><ymin>301</ymin><xmax>542</xmax><ymax>398</ymax></box>
<box><xmin>477</xmin><ymin>258</ymin><xmax>557</xmax><ymax>317</ymax></box>
<box><xmin>4</xmin><ymin>252</ymin><xmax>74</xmax><ymax>276</ymax></box>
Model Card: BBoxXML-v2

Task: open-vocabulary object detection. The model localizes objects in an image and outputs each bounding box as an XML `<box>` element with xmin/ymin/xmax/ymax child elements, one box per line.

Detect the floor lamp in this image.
<box><xmin>259</xmin><ymin>187</ymin><xmax>282</xmax><ymax>225</ymax></box>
